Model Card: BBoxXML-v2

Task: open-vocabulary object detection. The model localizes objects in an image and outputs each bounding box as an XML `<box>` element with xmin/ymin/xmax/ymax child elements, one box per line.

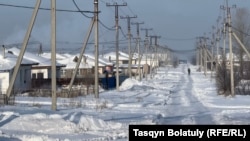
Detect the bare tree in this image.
<box><xmin>233</xmin><ymin>8</ymin><xmax>250</xmax><ymax>77</ymax></box>
<box><xmin>232</xmin><ymin>8</ymin><xmax>250</xmax><ymax>95</ymax></box>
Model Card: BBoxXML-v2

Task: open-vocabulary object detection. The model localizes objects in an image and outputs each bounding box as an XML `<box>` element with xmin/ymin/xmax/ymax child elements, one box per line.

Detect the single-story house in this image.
<box><xmin>57</xmin><ymin>53</ymin><xmax>115</xmax><ymax>78</ymax></box>
<box><xmin>102</xmin><ymin>51</ymin><xmax>136</xmax><ymax>65</ymax></box>
<box><xmin>7</xmin><ymin>47</ymin><xmax>65</xmax><ymax>79</ymax></box>
<box><xmin>0</xmin><ymin>51</ymin><xmax>38</xmax><ymax>94</ymax></box>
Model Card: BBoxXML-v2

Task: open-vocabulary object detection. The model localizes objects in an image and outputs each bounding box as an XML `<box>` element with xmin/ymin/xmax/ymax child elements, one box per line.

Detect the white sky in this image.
<box><xmin>0</xmin><ymin>0</ymin><xmax>250</xmax><ymax>59</ymax></box>
<box><xmin>0</xmin><ymin>64</ymin><xmax>250</xmax><ymax>140</ymax></box>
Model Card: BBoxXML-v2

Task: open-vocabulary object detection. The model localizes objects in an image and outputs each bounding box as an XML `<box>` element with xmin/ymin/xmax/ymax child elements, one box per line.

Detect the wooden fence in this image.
<box><xmin>0</xmin><ymin>95</ymin><xmax>15</xmax><ymax>105</ymax></box>
<box><xmin>28</xmin><ymin>86</ymin><xmax>94</xmax><ymax>98</ymax></box>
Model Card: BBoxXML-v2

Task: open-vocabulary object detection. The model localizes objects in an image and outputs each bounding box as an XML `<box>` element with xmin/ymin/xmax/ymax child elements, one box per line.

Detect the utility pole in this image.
<box><xmin>197</xmin><ymin>37</ymin><xmax>203</xmax><ymax>71</ymax></box>
<box><xmin>94</xmin><ymin>0</ymin><xmax>99</xmax><ymax>98</ymax></box>
<box><xmin>195</xmin><ymin>40</ymin><xmax>199</xmax><ymax>66</ymax></box>
<box><xmin>148</xmin><ymin>36</ymin><xmax>154</xmax><ymax>78</ymax></box>
<box><xmin>132</xmin><ymin>21</ymin><xmax>144</xmax><ymax>81</ymax></box>
<box><xmin>120</xmin><ymin>15</ymin><xmax>137</xmax><ymax>78</ymax></box>
<box><xmin>203</xmin><ymin>36</ymin><xmax>208</xmax><ymax>76</ymax></box>
<box><xmin>215</xmin><ymin>16</ymin><xmax>221</xmax><ymax>72</ymax></box>
<box><xmin>211</xmin><ymin>27</ymin><xmax>216</xmax><ymax>73</ymax></box>
<box><xmin>141</xmin><ymin>28</ymin><xmax>153</xmax><ymax>65</ymax></box>
<box><xmin>198</xmin><ymin>35</ymin><xmax>209</xmax><ymax>76</ymax></box>
<box><xmin>51</xmin><ymin>0</ymin><xmax>57</xmax><ymax>111</ymax></box>
<box><xmin>106</xmin><ymin>2</ymin><xmax>127</xmax><ymax>91</ymax></box>
<box><xmin>141</xmin><ymin>28</ymin><xmax>153</xmax><ymax>80</ymax></box>
<box><xmin>221</xmin><ymin>0</ymin><xmax>236</xmax><ymax>96</ymax></box>
<box><xmin>6</xmin><ymin>0</ymin><xmax>41</xmax><ymax>101</ymax></box>
<box><xmin>153</xmin><ymin>36</ymin><xmax>161</xmax><ymax>69</ymax></box>
<box><xmin>148</xmin><ymin>35</ymin><xmax>160</xmax><ymax>77</ymax></box>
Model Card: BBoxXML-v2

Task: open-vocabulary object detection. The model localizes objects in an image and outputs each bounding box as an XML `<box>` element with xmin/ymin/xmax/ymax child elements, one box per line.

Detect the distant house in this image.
<box><xmin>58</xmin><ymin>53</ymin><xmax>114</xmax><ymax>78</ymax></box>
<box><xmin>102</xmin><ymin>51</ymin><xmax>141</xmax><ymax>75</ymax></box>
<box><xmin>0</xmin><ymin>51</ymin><xmax>38</xmax><ymax>94</ymax></box>
<box><xmin>84</xmin><ymin>53</ymin><xmax>114</xmax><ymax>74</ymax></box>
<box><xmin>7</xmin><ymin>47</ymin><xmax>65</xmax><ymax>79</ymax></box>
<box><xmin>58</xmin><ymin>55</ymin><xmax>94</xmax><ymax>79</ymax></box>
<box><xmin>102</xmin><ymin>51</ymin><xmax>136</xmax><ymax>65</ymax></box>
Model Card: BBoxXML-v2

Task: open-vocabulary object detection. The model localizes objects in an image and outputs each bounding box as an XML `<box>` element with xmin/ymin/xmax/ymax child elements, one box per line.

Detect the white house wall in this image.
<box><xmin>0</xmin><ymin>66</ymin><xmax>32</xmax><ymax>94</ymax></box>
<box><xmin>32</xmin><ymin>68</ymin><xmax>49</xmax><ymax>79</ymax></box>
<box><xmin>0</xmin><ymin>72</ymin><xmax>9</xmax><ymax>94</ymax></box>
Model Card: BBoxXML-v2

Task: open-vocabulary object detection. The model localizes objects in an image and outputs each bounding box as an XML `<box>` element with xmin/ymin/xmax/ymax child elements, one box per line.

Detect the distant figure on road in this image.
<box><xmin>188</xmin><ymin>68</ymin><xmax>191</xmax><ymax>75</ymax></box>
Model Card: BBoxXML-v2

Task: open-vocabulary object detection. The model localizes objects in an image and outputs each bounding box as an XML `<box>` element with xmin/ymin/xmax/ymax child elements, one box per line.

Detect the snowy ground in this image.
<box><xmin>1</xmin><ymin>64</ymin><xmax>250</xmax><ymax>141</ymax></box>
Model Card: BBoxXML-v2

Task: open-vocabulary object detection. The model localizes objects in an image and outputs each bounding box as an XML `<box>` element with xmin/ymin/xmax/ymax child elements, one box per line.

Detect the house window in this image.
<box><xmin>123</xmin><ymin>60</ymin><xmax>128</xmax><ymax>64</ymax></box>
<box><xmin>87</xmin><ymin>69</ymin><xmax>91</xmax><ymax>74</ymax></box>
<box><xmin>72</xmin><ymin>69</ymin><xmax>80</xmax><ymax>75</ymax></box>
<box><xmin>32</xmin><ymin>73</ymin><xmax>36</xmax><ymax>79</ymax></box>
<box><xmin>37</xmin><ymin>73</ymin><xmax>44</xmax><ymax>79</ymax></box>
<box><xmin>60</xmin><ymin>69</ymin><xmax>66</xmax><ymax>76</ymax></box>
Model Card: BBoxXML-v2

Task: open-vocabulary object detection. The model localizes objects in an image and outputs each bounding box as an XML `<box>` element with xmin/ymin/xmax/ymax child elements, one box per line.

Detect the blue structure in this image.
<box><xmin>99</xmin><ymin>75</ymin><xmax>128</xmax><ymax>90</ymax></box>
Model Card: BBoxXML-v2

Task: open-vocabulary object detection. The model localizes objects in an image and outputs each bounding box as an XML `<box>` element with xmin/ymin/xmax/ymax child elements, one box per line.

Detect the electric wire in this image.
<box><xmin>72</xmin><ymin>0</ymin><xmax>93</xmax><ymax>18</ymax></box>
<box><xmin>0</xmin><ymin>3</ymin><xmax>94</xmax><ymax>13</ymax></box>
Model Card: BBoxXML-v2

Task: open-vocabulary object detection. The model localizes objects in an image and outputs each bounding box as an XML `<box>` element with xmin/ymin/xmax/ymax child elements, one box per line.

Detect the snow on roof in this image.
<box><xmin>118</xmin><ymin>63</ymin><xmax>143</xmax><ymax>68</ymax></box>
<box><xmin>84</xmin><ymin>53</ymin><xmax>114</xmax><ymax>66</ymax></box>
<box><xmin>58</xmin><ymin>53</ymin><xmax>114</xmax><ymax>69</ymax></box>
<box><xmin>40</xmin><ymin>52</ymin><xmax>70</xmax><ymax>60</ymax></box>
<box><xmin>57</xmin><ymin>55</ymin><xmax>93</xmax><ymax>69</ymax></box>
<box><xmin>0</xmin><ymin>52</ymin><xmax>38</xmax><ymax>71</ymax></box>
<box><xmin>102</xmin><ymin>51</ymin><xmax>133</xmax><ymax>61</ymax></box>
<box><xmin>7</xmin><ymin>47</ymin><xmax>64</xmax><ymax>67</ymax></box>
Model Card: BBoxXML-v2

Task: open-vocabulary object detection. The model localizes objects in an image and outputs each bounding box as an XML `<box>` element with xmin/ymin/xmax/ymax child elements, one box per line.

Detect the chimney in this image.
<box><xmin>1</xmin><ymin>45</ymin><xmax>5</xmax><ymax>59</ymax></box>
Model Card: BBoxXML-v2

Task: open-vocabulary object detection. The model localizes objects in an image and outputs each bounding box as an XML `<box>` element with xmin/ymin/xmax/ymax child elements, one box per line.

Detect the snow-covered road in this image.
<box><xmin>0</xmin><ymin>64</ymin><xmax>250</xmax><ymax>141</ymax></box>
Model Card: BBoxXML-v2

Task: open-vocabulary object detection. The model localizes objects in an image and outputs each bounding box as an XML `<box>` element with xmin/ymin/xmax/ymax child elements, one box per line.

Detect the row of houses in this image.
<box><xmin>0</xmin><ymin>47</ymin><xmax>168</xmax><ymax>95</ymax></box>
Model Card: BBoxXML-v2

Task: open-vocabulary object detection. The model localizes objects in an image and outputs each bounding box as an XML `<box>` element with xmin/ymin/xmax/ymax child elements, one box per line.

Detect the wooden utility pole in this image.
<box><xmin>221</xmin><ymin>0</ymin><xmax>236</xmax><ymax>96</ymax></box>
<box><xmin>153</xmin><ymin>36</ymin><xmax>161</xmax><ymax>69</ymax></box>
<box><xmin>94</xmin><ymin>0</ymin><xmax>99</xmax><ymax>98</ymax></box>
<box><xmin>197</xmin><ymin>37</ymin><xmax>204</xmax><ymax>71</ymax></box>
<box><xmin>106</xmin><ymin>2</ymin><xmax>127</xmax><ymax>91</ymax></box>
<box><xmin>215</xmin><ymin>20</ymin><xmax>221</xmax><ymax>72</ymax></box>
<box><xmin>51</xmin><ymin>0</ymin><xmax>57</xmax><ymax>110</ymax></box>
<box><xmin>141</xmin><ymin>28</ymin><xmax>153</xmax><ymax>80</ymax></box>
<box><xmin>6</xmin><ymin>0</ymin><xmax>41</xmax><ymax>100</ymax></box>
<box><xmin>196</xmin><ymin>41</ymin><xmax>199</xmax><ymax>66</ymax></box>
<box><xmin>68</xmin><ymin>19</ymin><xmax>95</xmax><ymax>94</ymax></box>
<box><xmin>148</xmin><ymin>35</ymin><xmax>160</xmax><ymax>77</ymax></box>
<box><xmin>141</xmin><ymin>28</ymin><xmax>153</xmax><ymax>64</ymax></box>
<box><xmin>120</xmin><ymin>15</ymin><xmax>137</xmax><ymax>78</ymax></box>
<box><xmin>233</xmin><ymin>32</ymin><xmax>250</xmax><ymax>58</ymax></box>
<box><xmin>201</xmin><ymin>36</ymin><xmax>209</xmax><ymax>76</ymax></box>
<box><xmin>132</xmin><ymin>21</ymin><xmax>144</xmax><ymax>81</ymax></box>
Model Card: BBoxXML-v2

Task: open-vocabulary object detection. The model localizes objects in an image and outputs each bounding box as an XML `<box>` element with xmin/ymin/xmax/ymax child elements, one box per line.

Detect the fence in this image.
<box><xmin>0</xmin><ymin>94</ymin><xmax>15</xmax><ymax>105</ymax></box>
<box><xmin>28</xmin><ymin>86</ymin><xmax>94</xmax><ymax>98</ymax></box>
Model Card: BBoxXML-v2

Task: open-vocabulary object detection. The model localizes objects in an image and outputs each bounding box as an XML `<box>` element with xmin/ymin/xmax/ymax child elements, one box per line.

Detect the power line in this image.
<box><xmin>98</xmin><ymin>20</ymin><xmax>115</xmax><ymax>31</ymax></box>
<box><xmin>72</xmin><ymin>0</ymin><xmax>115</xmax><ymax>31</ymax></box>
<box><xmin>0</xmin><ymin>2</ymin><xmax>115</xmax><ymax>31</ymax></box>
<box><xmin>161</xmin><ymin>36</ymin><xmax>196</xmax><ymax>41</ymax></box>
<box><xmin>72</xmin><ymin>0</ymin><xmax>94</xmax><ymax>18</ymax></box>
<box><xmin>0</xmin><ymin>3</ymin><xmax>95</xmax><ymax>13</ymax></box>
<box><xmin>168</xmin><ymin>48</ymin><xmax>197</xmax><ymax>53</ymax></box>
<box><xmin>119</xmin><ymin>27</ymin><xmax>128</xmax><ymax>39</ymax></box>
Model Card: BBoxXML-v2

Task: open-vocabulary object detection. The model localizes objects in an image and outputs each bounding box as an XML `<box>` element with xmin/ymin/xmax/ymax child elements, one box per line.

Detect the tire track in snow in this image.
<box><xmin>155</xmin><ymin>64</ymin><xmax>215</xmax><ymax>124</ymax></box>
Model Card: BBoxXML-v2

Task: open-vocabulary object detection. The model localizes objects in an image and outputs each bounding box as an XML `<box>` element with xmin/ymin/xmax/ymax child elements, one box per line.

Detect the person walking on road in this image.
<box><xmin>188</xmin><ymin>68</ymin><xmax>191</xmax><ymax>75</ymax></box>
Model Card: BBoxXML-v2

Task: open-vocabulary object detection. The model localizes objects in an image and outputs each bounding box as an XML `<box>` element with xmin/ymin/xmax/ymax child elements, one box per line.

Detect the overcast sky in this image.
<box><xmin>0</xmin><ymin>0</ymin><xmax>250</xmax><ymax>59</ymax></box>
